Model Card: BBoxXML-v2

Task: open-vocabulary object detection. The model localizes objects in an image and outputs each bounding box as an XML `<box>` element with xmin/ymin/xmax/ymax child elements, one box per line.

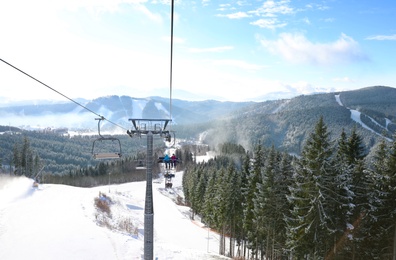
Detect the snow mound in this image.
<box><xmin>0</xmin><ymin>175</ymin><xmax>35</xmax><ymax>208</ymax></box>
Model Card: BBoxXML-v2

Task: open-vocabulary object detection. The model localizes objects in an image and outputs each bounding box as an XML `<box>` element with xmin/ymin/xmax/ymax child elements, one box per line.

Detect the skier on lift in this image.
<box><xmin>171</xmin><ymin>153</ymin><xmax>177</xmax><ymax>169</ymax></box>
<box><xmin>164</xmin><ymin>154</ymin><xmax>171</xmax><ymax>169</ymax></box>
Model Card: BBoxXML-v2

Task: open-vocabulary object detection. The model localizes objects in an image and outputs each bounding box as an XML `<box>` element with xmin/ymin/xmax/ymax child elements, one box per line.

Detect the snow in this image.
<box><xmin>349</xmin><ymin>109</ymin><xmax>376</xmax><ymax>133</ymax></box>
<box><xmin>334</xmin><ymin>94</ymin><xmax>343</xmax><ymax>107</ymax></box>
<box><xmin>0</xmin><ymin>165</ymin><xmax>228</xmax><ymax>259</ymax></box>
<box><xmin>132</xmin><ymin>99</ymin><xmax>148</xmax><ymax>119</ymax></box>
<box><xmin>334</xmin><ymin>94</ymin><xmax>391</xmax><ymax>140</ymax></box>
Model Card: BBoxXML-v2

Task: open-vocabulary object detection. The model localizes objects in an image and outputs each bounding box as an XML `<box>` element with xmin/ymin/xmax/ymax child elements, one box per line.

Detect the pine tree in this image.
<box><xmin>21</xmin><ymin>137</ymin><xmax>28</xmax><ymax>176</ymax></box>
<box><xmin>202</xmin><ymin>168</ymin><xmax>217</xmax><ymax>227</ymax></box>
<box><xmin>243</xmin><ymin>143</ymin><xmax>264</xmax><ymax>258</ymax></box>
<box><xmin>384</xmin><ymin>134</ymin><xmax>396</xmax><ymax>259</ymax></box>
<box><xmin>253</xmin><ymin>146</ymin><xmax>287</xmax><ymax>259</ymax></box>
<box><xmin>12</xmin><ymin>143</ymin><xmax>21</xmax><ymax>175</ymax></box>
<box><xmin>374</xmin><ymin>134</ymin><xmax>396</xmax><ymax>258</ymax></box>
<box><xmin>212</xmin><ymin>167</ymin><xmax>227</xmax><ymax>255</ymax></box>
<box><xmin>225</xmin><ymin>164</ymin><xmax>243</xmax><ymax>258</ymax></box>
<box><xmin>286</xmin><ymin>116</ymin><xmax>334</xmax><ymax>258</ymax></box>
<box><xmin>347</xmin><ymin>126</ymin><xmax>366</xmax><ymax>163</ymax></box>
<box><xmin>329</xmin><ymin>127</ymin><xmax>367</xmax><ymax>258</ymax></box>
<box><xmin>239</xmin><ymin>153</ymin><xmax>251</xmax><ymax>258</ymax></box>
<box><xmin>276</xmin><ymin>151</ymin><xmax>295</xmax><ymax>258</ymax></box>
<box><xmin>188</xmin><ymin>166</ymin><xmax>207</xmax><ymax>219</ymax></box>
<box><xmin>353</xmin><ymin>139</ymin><xmax>387</xmax><ymax>258</ymax></box>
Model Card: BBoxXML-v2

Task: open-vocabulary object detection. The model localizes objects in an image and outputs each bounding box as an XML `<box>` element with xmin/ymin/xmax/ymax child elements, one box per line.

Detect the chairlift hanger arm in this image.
<box><xmin>96</xmin><ymin>117</ymin><xmax>105</xmax><ymax>138</ymax></box>
<box><xmin>128</xmin><ymin>119</ymin><xmax>172</xmax><ymax>131</ymax></box>
<box><xmin>92</xmin><ymin>118</ymin><xmax>122</xmax><ymax>160</ymax></box>
<box><xmin>127</xmin><ymin>119</ymin><xmax>172</xmax><ymax>137</ymax></box>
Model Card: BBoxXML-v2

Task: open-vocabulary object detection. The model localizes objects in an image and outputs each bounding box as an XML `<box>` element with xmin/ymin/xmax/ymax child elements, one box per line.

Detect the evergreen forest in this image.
<box><xmin>0</xmin><ymin>127</ymin><xmax>195</xmax><ymax>187</ymax></box>
<box><xmin>183</xmin><ymin>117</ymin><xmax>396</xmax><ymax>259</ymax></box>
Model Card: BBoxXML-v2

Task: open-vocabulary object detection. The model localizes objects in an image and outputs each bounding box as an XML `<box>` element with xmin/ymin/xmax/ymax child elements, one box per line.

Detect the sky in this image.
<box><xmin>0</xmin><ymin>152</ymin><xmax>229</xmax><ymax>259</ymax></box>
<box><xmin>1</xmin><ymin>0</ymin><xmax>396</xmax><ymax>103</ymax></box>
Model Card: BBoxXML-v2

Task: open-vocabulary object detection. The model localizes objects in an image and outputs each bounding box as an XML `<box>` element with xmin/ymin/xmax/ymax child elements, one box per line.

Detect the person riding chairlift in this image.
<box><xmin>171</xmin><ymin>154</ymin><xmax>177</xmax><ymax>168</ymax></box>
<box><xmin>164</xmin><ymin>154</ymin><xmax>171</xmax><ymax>169</ymax></box>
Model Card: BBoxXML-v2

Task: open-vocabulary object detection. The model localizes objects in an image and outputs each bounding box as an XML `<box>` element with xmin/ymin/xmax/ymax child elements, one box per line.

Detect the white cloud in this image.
<box><xmin>219</xmin><ymin>0</ymin><xmax>293</xmax><ymax>23</ymax></box>
<box><xmin>333</xmin><ymin>77</ymin><xmax>355</xmax><ymax>83</ymax></box>
<box><xmin>323</xmin><ymin>17</ymin><xmax>335</xmax><ymax>23</ymax></box>
<box><xmin>284</xmin><ymin>81</ymin><xmax>330</xmax><ymax>95</ymax></box>
<box><xmin>211</xmin><ymin>59</ymin><xmax>265</xmax><ymax>71</ymax></box>
<box><xmin>202</xmin><ymin>0</ymin><xmax>211</xmax><ymax>6</ymax></box>
<box><xmin>251</xmin><ymin>18</ymin><xmax>287</xmax><ymax>29</ymax></box>
<box><xmin>132</xmin><ymin>3</ymin><xmax>163</xmax><ymax>23</ymax></box>
<box><xmin>188</xmin><ymin>46</ymin><xmax>234</xmax><ymax>53</ymax></box>
<box><xmin>302</xmin><ymin>17</ymin><xmax>310</xmax><ymax>25</ymax></box>
<box><xmin>366</xmin><ymin>34</ymin><xmax>396</xmax><ymax>41</ymax></box>
<box><xmin>218</xmin><ymin>11</ymin><xmax>251</xmax><ymax>19</ymax></box>
<box><xmin>252</xmin><ymin>0</ymin><xmax>294</xmax><ymax>16</ymax></box>
<box><xmin>260</xmin><ymin>33</ymin><xmax>368</xmax><ymax>65</ymax></box>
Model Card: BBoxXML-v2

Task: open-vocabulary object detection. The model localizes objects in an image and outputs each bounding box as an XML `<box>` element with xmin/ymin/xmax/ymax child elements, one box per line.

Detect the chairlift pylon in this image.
<box><xmin>92</xmin><ymin>117</ymin><xmax>122</xmax><ymax>160</ymax></box>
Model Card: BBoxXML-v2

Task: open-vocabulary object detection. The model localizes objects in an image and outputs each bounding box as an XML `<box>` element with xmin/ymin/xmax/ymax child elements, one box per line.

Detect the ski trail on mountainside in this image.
<box><xmin>335</xmin><ymin>94</ymin><xmax>390</xmax><ymax>140</ymax></box>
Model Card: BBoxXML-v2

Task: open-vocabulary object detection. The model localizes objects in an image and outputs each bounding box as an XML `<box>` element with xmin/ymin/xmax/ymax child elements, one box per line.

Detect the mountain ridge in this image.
<box><xmin>197</xmin><ymin>86</ymin><xmax>396</xmax><ymax>154</ymax></box>
<box><xmin>1</xmin><ymin>86</ymin><xmax>395</xmax><ymax>155</ymax></box>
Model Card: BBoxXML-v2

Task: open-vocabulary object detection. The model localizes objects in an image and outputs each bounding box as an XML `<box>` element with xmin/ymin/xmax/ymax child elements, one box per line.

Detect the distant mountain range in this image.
<box><xmin>1</xmin><ymin>86</ymin><xmax>395</xmax><ymax>155</ymax></box>
<box><xmin>201</xmin><ymin>85</ymin><xmax>396</xmax><ymax>154</ymax></box>
<box><xmin>0</xmin><ymin>95</ymin><xmax>254</xmax><ymax>131</ymax></box>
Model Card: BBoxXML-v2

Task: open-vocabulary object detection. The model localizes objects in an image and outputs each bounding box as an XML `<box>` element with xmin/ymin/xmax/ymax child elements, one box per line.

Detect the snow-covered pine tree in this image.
<box><xmin>193</xmin><ymin>167</ymin><xmax>207</xmax><ymax>218</ymax></box>
<box><xmin>286</xmin><ymin>116</ymin><xmax>335</xmax><ymax>258</ymax></box>
<box><xmin>328</xmin><ymin>127</ymin><xmax>366</xmax><ymax>258</ymax></box>
<box><xmin>239</xmin><ymin>153</ymin><xmax>251</xmax><ymax>258</ymax></box>
<box><xmin>372</xmin><ymin>134</ymin><xmax>396</xmax><ymax>259</ymax></box>
<box><xmin>243</xmin><ymin>142</ymin><xmax>264</xmax><ymax>258</ymax></box>
<box><xmin>225</xmin><ymin>164</ymin><xmax>243</xmax><ymax>258</ymax></box>
<box><xmin>354</xmin><ymin>139</ymin><xmax>387</xmax><ymax>258</ymax></box>
<box><xmin>202</xmin><ymin>168</ymin><xmax>218</xmax><ymax>228</ymax></box>
<box><xmin>383</xmin><ymin>134</ymin><xmax>396</xmax><ymax>259</ymax></box>
<box><xmin>253</xmin><ymin>146</ymin><xmax>276</xmax><ymax>259</ymax></box>
<box><xmin>253</xmin><ymin>146</ymin><xmax>288</xmax><ymax>259</ymax></box>
<box><xmin>277</xmin><ymin>151</ymin><xmax>295</xmax><ymax>258</ymax></box>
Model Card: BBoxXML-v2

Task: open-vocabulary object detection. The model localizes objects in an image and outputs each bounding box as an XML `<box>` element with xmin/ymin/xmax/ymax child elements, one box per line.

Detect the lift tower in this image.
<box><xmin>127</xmin><ymin>119</ymin><xmax>171</xmax><ymax>260</ymax></box>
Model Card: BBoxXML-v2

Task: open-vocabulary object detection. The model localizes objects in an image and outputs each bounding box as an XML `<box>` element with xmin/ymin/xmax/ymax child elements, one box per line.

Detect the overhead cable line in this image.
<box><xmin>0</xmin><ymin>58</ymin><xmax>128</xmax><ymax>131</ymax></box>
<box><xmin>169</xmin><ymin>0</ymin><xmax>174</xmax><ymax>129</ymax></box>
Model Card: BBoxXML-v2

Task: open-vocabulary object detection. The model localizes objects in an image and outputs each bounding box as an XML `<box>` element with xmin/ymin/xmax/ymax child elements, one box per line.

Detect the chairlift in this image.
<box><xmin>165</xmin><ymin>177</ymin><xmax>173</xmax><ymax>189</ymax></box>
<box><xmin>164</xmin><ymin>169</ymin><xmax>175</xmax><ymax>189</ymax></box>
<box><xmin>164</xmin><ymin>131</ymin><xmax>176</xmax><ymax>147</ymax></box>
<box><xmin>135</xmin><ymin>152</ymin><xmax>147</xmax><ymax>170</ymax></box>
<box><xmin>92</xmin><ymin>117</ymin><xmax>122</xmax><ymax>160</ymax></box>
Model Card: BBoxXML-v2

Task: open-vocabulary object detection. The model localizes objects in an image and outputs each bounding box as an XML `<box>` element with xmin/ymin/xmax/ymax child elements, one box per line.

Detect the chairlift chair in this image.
<box><xmin>136</xmin><ymin>159</ymin><xmax>146</xmax><ymax>169</ymax></box>
<box><xmin>92</xmin><ymin>118</ymin><xmax>122</xmax><ymax>160</ymax></box>
<box><xmin>165</xmin><ymin>179</ymin><xmax>173</xmax><ymax>189</ymax></box>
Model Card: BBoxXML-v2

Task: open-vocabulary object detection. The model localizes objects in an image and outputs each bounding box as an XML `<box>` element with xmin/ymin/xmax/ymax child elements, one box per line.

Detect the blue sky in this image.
<box><xmin>1</xmin><ymin>0</ymin><xmax>395</xmax><ymax>103</ymax></box>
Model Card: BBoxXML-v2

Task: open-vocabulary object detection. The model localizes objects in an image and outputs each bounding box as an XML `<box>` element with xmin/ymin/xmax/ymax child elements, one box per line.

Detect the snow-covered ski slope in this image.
<box><xmin>335</xmin><ymin>94</ymin><xmax>391</xmax><ymax>140</ymax></box>
<box><xmin>0</xmin><ymin>165</ymin><xmax>227</xmax><ymax>260</ymax></box>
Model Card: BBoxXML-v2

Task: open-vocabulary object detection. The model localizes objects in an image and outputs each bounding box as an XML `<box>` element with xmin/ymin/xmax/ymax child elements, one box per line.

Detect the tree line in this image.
<box><xmin>0</xmin><ymin>129</ymin><xmax>150</xmax><ymax>176</ymax></box>
<box><xmin>182</xmin><ymin>116</ymin><xmax>396</xmax><ymax>259</ymax></box>
<box><xmin>43</xmin><ymin>148</ymin><xmax>194</xmax><ymax>187</ymax></box>
<box><xmin>7</xmin><ymin>133</ymin><xmax>195</xmax><ymax>187</ymax></box>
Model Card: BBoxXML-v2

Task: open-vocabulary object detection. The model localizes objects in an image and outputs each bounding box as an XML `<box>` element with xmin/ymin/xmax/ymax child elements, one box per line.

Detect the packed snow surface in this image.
<box><xmin>0</xmin><ymin>167</ymin><xmax>228</xmax><ymax>260</ymax></box>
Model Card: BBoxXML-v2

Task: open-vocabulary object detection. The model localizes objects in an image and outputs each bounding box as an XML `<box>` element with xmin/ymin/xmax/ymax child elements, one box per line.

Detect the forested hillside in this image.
<box><xmin>200</xmin><ymin>86</ymin><xmax>395</xmax><ymax>154</ymax></box>
<box><xmin>2</xmin><ymin>86</ymin><xmax>396</xmax><ymax>185</ymax></box>
<box><xmin>0</xmin><ymin>95</ymin><xmax>253</xmax><ymax>128</ymax></box>
<box><xmin>0</xmin><ymin>128</ymin><xmax>162</xmax><ymax>179</ymax></box>
<box><xmin>183</xmin><ymin>117</ymin><xmax>396</xmax><ymax>259</ymax></box>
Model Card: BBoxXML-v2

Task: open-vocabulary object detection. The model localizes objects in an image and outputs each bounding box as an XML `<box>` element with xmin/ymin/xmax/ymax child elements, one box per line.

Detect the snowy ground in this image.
<box><xmin>0</xmin><ymin>159</ymin><xmax>227</xmax><ymax>260</ymax></box>
<box><xmin>334</xmin><ymin>94</ymin><xmax>391</xmax><ymax>141</ymax></box>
